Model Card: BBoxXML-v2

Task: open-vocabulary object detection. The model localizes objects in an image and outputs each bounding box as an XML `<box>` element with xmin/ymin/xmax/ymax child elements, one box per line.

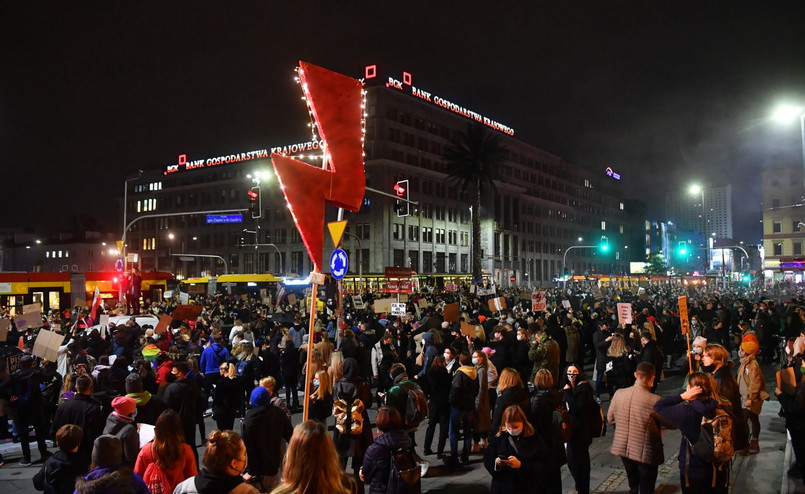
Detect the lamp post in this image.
<box><xmin>774</xmin><ymin>105</ymin><xmax>805</xmax><ymax>188</ymax></box>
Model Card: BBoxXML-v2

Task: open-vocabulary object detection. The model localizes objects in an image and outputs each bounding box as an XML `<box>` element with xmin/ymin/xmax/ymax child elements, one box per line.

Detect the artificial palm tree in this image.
<box><xmin>442</xmin><ymin>123</ymin><xmax>508</xmax><ymax>282</ymax></box>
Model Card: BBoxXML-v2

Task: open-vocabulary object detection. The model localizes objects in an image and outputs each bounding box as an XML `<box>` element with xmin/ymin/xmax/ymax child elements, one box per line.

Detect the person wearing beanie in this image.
<box><xmin>240</xmin><ymin>387</ymin><xmax>294</xmax><ymax>492</ymax></box>
<box><xmin>75</xmin><ymin>435</ymin><xmax>150</xmax><ymax>494</ymax></box>
<box><xmin>735</xmin><ymin>334</ymin><xmax>769</xmax><ymax>455</ymax></box>
<box><xmin>125</xmin><ymin>372</ymin><xmax>168</xmax><ymax>425</ymax></box>
<box><xmin>688</xmin><ymin>337</ymin><xmax>707</xmax><ymax>373</ymax></box>
<box><xmin>103</xmin><ymin>396</ymin><xmax>140</xmax><ymax>468</ymax></box>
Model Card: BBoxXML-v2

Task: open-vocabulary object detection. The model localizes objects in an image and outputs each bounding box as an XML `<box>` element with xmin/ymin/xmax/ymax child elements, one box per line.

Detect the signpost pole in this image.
<box><xmin>302</xmin><ymin>278</ymin><xmax>320</xmax><ymax>422</ymax></box>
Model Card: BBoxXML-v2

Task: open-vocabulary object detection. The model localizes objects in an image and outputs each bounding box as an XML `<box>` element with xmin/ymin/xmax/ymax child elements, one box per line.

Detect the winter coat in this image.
<box><xmin>212</xmin><ymin>376</ymin><xmax>242</xmax><ymax>419</ymax></box>
<box><xmin>332</xmin><ymin>358</ymin><xmax>374</xmax><ymax>458</ymax></box>
<box><xmin>530</xmin><ymin>389</ymin><xmax>567</xmax><ymax>469</ymax></box>
<box><xmin>512</xmin><ymin>338</ymin><xmax>533</xmax><ymax>386</ymax></box>
<box><xmin>653</xmin><ymin>394</ymin><xmax>729</xmax><ymax>488</ymax></box>
<box><xmin>564</xmin><ymin>325</ymin><xmax>580</xmax><ymax>363</ymax></box>
<box><xmin>639</xmin><ymin>340</ymin><xmax>664</xmax><ymax>383</ymax></box>
<box><xmin>50</xmin><ymin>394</ymin><xmax>104</xmax><ymax>471</ymax></box>
<box><xmin>483</xmin><ymin>430</ymin><xmax>547</xmax><ymax>494</ymax></box>
<box><xmin>102</xmin><ymin>414</ymin><xmax>139</xmax><ymax>468</ymax></box>
<box><xmin>241</xmin><ymin>404</ymin><xmax>293</xmax><ymax>477</ymax></box>
<box><xmin>605</xmin><ymin>353</ymin><xmax>636</xmax><ymax>392</ymax></box>
<box><xmin>173</xmin><ymin>469</ymin><xmax>259</xmax><ymax>494</ymax></box>
<box><xmin>593</xmin><ymin>329</ymin><xmax>612</xmax><ymax>373</ymax></box>
<box><xmin>473</xmin><ymin>364</ymin><xmax>491</xmax><ymax>435</ymax></box>
<box><xmin>126</xmin><ymin>391</ymin><xmax>167</xmax><ymax>426</ymax></box>
<box><xmin>491</xmin><ymin>385</ymin><xmax>530</xmax><ymax>433</ymax></box>
<box><xmin>74</xmin><ymin>464</ymin><xmax>150</xmax><ymax>494</ymax></box>
<box><xmin>449</xmin><ymin>365</ymin><xmax>479</xmax><ymax>412</ymax></box>
<box><xmin>361</xmin><ymin>429</ymin><xmax>413</xmax><ymax>494</ymax></box>
<box><xmin>133</xmin><ymin>442</ymin><xmax>197</xmax><ymax>493</ymax></box>
<box><xmin>426</xmin><ymin>366</ymin><xmax>452</xmax><ymax>416</ymax></box>
<box><xmin>737</xmin><ymin>354</ymin><xmax>769</xmax><ymax>415</ymax></box>
<box><xmin>200</xmin><ymin>343</ymin><xmax>230</xmax><ymax>374</ymax></box>
<box><xmin>606</xmin><ymin>380</ymin><xmax>663</xmax><ymax>465</ymax></box>
<box><xmin>712</xmin><ymin>365</ymin><xmax>749</xmax><ymax>451</ymax></box>
<box><xmin>563</xmin><ymin>379</ymin><xmax>596</xmax><ymax>446</ymax></box>
<box><xmin>33</xmin><ymin>450</ymin><xmax>84</xmax><ymax>494</ymax></box>
<box><xmin>528</xmin><ymin>335</ymin><xmax>560</xmax><ymax>383</ymax></box>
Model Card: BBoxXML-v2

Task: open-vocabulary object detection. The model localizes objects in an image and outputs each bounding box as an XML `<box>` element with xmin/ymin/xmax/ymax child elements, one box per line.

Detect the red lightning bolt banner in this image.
<box><xmin>270</xmin><ymin>62</ymin><xmax>366</xmax><ymax>271</ymax></box>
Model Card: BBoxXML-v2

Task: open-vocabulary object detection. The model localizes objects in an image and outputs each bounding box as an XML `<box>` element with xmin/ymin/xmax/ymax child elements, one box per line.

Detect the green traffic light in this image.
<box><xmin>679</xmin><ymin>248</ymin><xmax>687</xmax><ymax>255</ymax></box>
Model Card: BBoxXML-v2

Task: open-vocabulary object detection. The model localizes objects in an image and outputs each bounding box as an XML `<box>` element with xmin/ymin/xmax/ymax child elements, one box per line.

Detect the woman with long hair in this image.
<box><xmin>530</xmin><ymin>369</ymin><xmax>566</xmax><ymax>494</ymax></box>
<box><xmin>309</xmin><ymin>370</ymin><xmax>333</xmax><ymax>425</ymax></box>
<box><xmin>423</xmin><ymin>355</ymin><xmax>451</xmax><ymax>458</ymax></box>
<box><xmin>491</xmin><ymin>368</ymin><xmax>530</xmax><ymax>434</ymax></box>
<box><xmin>134</xmin><ymin>409</ymin><xmax>198</xmax><ymax>493</ymax></box>
<box><xmin>272</xmin><ymin>420</ymin><xmax>355</xmax><ymax>494</ymax></box>
<box><xmin>483</xmin><ymin>405</ymin><xmax>546</xmax><ymax>494</ymax></box>
<box><xmin>359</xmin><ymin>407</ymin><xmax>415</xmax><ymax>494</ymax></box>
<box><xmin>213</xmin><ymin>363</ymin><xmax>243</xmax><ymax>432</ymax></box>
<box><xmin>471</xmin><ymin>349</ymin><xmax>492</xmax><ymax>452</ymax></box>
<box><xmin>605</xmin><ymin>333</ymin><xmax>635</xmax><ymax>395</ymax></box>
<box><xmin>654</xmin><ymin>372</ymin><xmax>731</xmax><ymax>493</ymax></box>
<box><xmin>174</xmin><ymin>430</ymin><xmax>258</xmax><ymax>494</ymax></box>
<box><xmin>562</xmin><ymin>363</ymin><xmax>596</xmax><ymax>494</ymax></box>
<box><xmin>329</xmin><ymin>351</ymin><xmax>345</xmax><ymax>385</ymax></box>
<box><xmin>332</xmin><ymin>358</ymin><xmax>373</xmax><ymax>491</ymax></box>
<box><xmin>702</xmin><ymin>343</ymin><xmax>750</xmax><ymax>452</ymax></box>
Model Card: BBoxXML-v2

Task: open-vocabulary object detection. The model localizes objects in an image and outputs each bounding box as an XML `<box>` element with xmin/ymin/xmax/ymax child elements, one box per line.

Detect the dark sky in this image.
<box><xmin>2</xmin><ymin>2</ymin><xmax>804</xmax><ymax>243</ymax></box>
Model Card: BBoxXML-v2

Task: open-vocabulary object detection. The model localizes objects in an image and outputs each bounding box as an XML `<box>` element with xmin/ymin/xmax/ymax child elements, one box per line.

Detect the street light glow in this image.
<box><xmin>774</xmin><ymin>105</ymin><xmax>804</xmax><ymax>123</ymax></box>
<box><xmin>689</xmin><ymin>184</ymin><xmax>702</xmax><ymax>195</ymax></box>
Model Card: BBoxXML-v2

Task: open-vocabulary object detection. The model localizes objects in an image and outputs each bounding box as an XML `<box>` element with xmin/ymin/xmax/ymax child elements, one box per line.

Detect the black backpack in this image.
<box><xmin>386</xmin><ymin>445</ymin><xmax>421</xmax><ymax>494</ymax></box>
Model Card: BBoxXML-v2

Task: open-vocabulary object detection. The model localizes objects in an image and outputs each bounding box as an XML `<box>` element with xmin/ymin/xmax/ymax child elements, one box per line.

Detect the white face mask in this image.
<box><xmin>471</xmin><ymin>357</ymin><xmax>479</xmax><ymax>365</ymax></box>
<box><xmin>506</xmin><ymin>426</ymin><xmax>523</xmax><ymax>437</ymax></box>
<box><xmin>444</xmin><ymin>353</ymin><xmax>451</xmax><ymax>361</ymax></box>
<box><xmin>313</xmin><ymin>380</ymin><xmax>319</xmax><ymax>387</ymax></box>
<box><xmin>516</xmin><ymin>334</ymin><xmax>524</xmax><ymax>341</ymax></box>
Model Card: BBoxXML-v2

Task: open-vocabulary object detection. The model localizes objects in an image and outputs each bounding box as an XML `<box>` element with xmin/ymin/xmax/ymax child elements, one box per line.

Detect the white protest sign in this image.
<box><xmin>562</xmin><ymin>300</ymin><xmax>572</xmax><ymax>309</ymax></box>
<box><xmin>532</xmin><ymin>291</ymin><xmax>547</xmax><ymax>312</ymax></box>
<box><xmin>391</xmin><ymin>303</ymin><xmax>407</xmax><ymax>316</ymax></box>
<box><xmin>352</xmin><ymin>295</ymin><xmax>364</xmax><ymax>310</ymax></box>
<box><xmin>617</xmin><ymin>303</ymin><xmax>633</xmax><ymax>326</ymax></box>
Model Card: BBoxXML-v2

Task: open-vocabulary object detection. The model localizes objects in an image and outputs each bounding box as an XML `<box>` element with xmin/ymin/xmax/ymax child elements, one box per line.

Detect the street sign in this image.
<box><xmin>328</xmin><ymin>220</ymin><xmax>348</xmax><ymax>248</ymax></box>
<box><xmin>329</xmin><ymin>248</ymin><xmax>349</xmax><ymax>280</ymax></box>
<box><xmin>385</xmin><ymin>266</ymin><xmax>412</xmax><ymax>278</ymax></box>
<box><xmin>179</xmin><ymin>256</ymin><xmax>195</xmax><ymax>262</ymax></box>
<box><xmin>115</xmin><ymin>257</ymin><xmax>124</xmax><ymax>273</ymax></box>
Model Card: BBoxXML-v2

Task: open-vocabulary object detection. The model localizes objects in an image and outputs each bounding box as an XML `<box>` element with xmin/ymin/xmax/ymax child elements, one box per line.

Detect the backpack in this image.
<box><xmin>333</xmin><ymin>398</ymin><xmax>365</xmax><ymax>435</ymax></box>
<box><xmin>386</xmin><ymin>445</ymin><xmax>421</xmax><ymax>494</ymax></box>
<box><xmin>234</xmin><ymin>359</ymin><xmax>248</xmax><ymax>377</ymax></box>
<box><xmin>552</xmin><ymin>405</ymin><xmax>573</xmax><ymax>442</ymax></box>
<box><xmin>142</xmin><ymin>461</ymin><xmax>172</xmax><ymax>494</ymax></box>
<box><xmin>689</xmin><ymin>405</ymin><xmax>734</xmax><ymax>463</ymax></box>
<box><xmin>590</xmin><ymin>399</ymin><xmax>606</xmax><ymax>438</ymax></box>
<box><xmin>400</xmin><ymin>383</ymin><xmax>428</xmax><ymax>428</ymax></box>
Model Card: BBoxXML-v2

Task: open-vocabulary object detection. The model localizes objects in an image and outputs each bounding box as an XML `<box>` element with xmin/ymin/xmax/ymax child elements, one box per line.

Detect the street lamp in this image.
<box><xmin>774</xmin><ymin>105</ymin><xmax>805</xmax><ymax>189</ymax></box>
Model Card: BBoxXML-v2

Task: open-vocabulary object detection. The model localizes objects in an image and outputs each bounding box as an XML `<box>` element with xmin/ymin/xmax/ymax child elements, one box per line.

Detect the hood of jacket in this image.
<box><xmin>456</xmin><ymin>365</ymin><xmax>477</xmax><ymax>380</ymax></box>
<box><xmin>76</xmin><ymin>465</ymin><xmax>133</xmax><ymax>494</ymax></box>
<box><xmin>193</xmin><ymin>468</ymin><xmax>245</xmax><ymax>494</ymax></box>
<box><xmin>126</xmin><ymin>391</ymin><xmax>152</xmax><ymax>406</ymax></box>
<box><xmin>44</xmin><ymin>450</ymin><xmax>82</xmax><ymax>484</ymax></box>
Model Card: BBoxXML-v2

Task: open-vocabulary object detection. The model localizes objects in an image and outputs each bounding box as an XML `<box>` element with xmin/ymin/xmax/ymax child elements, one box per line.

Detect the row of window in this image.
<box><xmin>772</xmin><ymin>220</ymin><xmax>805</xmax><ymax>234</ymax></box>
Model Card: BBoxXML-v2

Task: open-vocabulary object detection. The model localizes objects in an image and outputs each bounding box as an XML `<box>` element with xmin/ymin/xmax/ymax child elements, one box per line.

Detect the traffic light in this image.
<box><xmin>742</xmin><ymin>272</ymin><xmax>751</xmax><ymax>284</ymax></box>
<box><xmin>678</xmin><ymin>241</ymin><xmax>688</xmax><ymax>256</ymax></box>
<box><xmin>394</xmin><ymin>179</ymin><xmax>409</xmax><ymax>217</ymax></box>
<box><xmin>248</xmin><ymin>186</ymin><xmax>262</xmax><ymax>219</ymax></box>
<box><xmin>599</xmin><ymin>236</ymin><xmax>609</xmax><ymax>252</ymax></box>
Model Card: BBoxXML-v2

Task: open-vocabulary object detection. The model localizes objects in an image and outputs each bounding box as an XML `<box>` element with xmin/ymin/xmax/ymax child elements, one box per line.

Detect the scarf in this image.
<box><xmin>126</xmin><ymin>391</ymin><xmax>152</xmax><ymax>406</ymax></box>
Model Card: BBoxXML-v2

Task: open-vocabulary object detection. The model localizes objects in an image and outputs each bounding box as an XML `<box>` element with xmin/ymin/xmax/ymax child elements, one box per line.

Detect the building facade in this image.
<box><xmin>665</xmin><ymin>184</ymin><xmax>733</xmax><ymax>240</ymax></box>
<box><xmin>124</xmin><ymin>66</ymin><xmax>634</xmax><ymax>287</ymax></box>
<box><xmin>761</xmin><ymin>164</ymin><xmax>805</xmax><ymax>278</ymax></box>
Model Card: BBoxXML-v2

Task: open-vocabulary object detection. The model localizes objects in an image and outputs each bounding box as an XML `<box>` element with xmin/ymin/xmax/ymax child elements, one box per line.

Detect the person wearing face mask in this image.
<box><xmin>512</xmin><ymin>328</ymin><xmax>533</xmax><ymax>388</ymax></box>
<box><xmin>734</xmin><ymin>334</ymin><xmax>768</xmax><ymax>455</ymax></box>
<box><xmin>443</xmin><ymin>347</ymin><xmax>459</xmax><ymax>376</ymax></box>
<box><xmin>483</xmin><ymin>404</ymin><xmax>547</xmax><ymax>494</ymax></box>
<box><xmin>102</xmin><ymin>396</ymin><xmax>140</xmax><ymax>468</ymax></box>
<box><xmin>562</xmin><ymin>363</ymin><xmax>596</xmax><ymax>494</ymax></box>
<box><xmin>701</xmin><ymin>344</ymin><xmax>750</xmax><ymax>453</ymax></box>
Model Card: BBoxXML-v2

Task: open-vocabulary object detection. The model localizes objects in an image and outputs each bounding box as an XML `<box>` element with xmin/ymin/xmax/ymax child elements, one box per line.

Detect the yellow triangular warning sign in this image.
<box><xmin>327</xmin><ymin>220</ymin><xmax>348</xmax><ymax>248</ymax></box>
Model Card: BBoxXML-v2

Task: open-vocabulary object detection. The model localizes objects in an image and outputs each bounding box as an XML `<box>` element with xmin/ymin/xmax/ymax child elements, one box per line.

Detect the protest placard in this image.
<box><xmin>374</xmin><ymin>298</ymin><xmax>393</xmax><ymax>314</ymax></box>
<box><xmin>532</xmin><ymin>291</ymin><xmax>547</xmax><ymax>312</ymax></box>
<box><xmin>460</xmin><ymin>322</ymin><xmax>476</xmax><ymax>337</ymax></box>
<box><xmin>0</xmin><ymin>319</ymin><xmax>10</xmax><ymax>341</ymax></box>
<box><xmin>616</xmin><ymin>303</ymin><xmax>633</xmax><ymax>326</ymax></box>
<box><xmin>443</xmin><ymin>302</ymin><xmax>459</xmax><ymax>323</ymax></box>
<box><xmin>32</xmin><ymin>329</ymin><xmax>61</xmax><ymax>361</ymax></box>
<box><xmin>171</xmin><ymin>305</ymin><xmax>203</xmax><ymax>321</ymax></box>
<box><xmin>352</xmin><ymin>295</ymin><xmax>364</xmax><ymax>310</ymax></box>
<box><xmin>23</xmin><ymin>302</ymin><xmax>42</xmax><ymax>315</ymax></box>
<box><xmin>391</xmin><ymin>303</ymin><xmax>407</xmax><ymax>316</ymax></box>
<box><xmin>15</xmin><ymin>312</ymin><xmax>41</xmax><ymax>331</ymax></box>
<box><xmin>155</xmin><ymin>314</ymin><xmax>173</xmax><ymax>334</ymax></box>
<box><xmin>487</xmin><ymin>297</ymin><xmax>506</xmax><ymax>313</ymax></box>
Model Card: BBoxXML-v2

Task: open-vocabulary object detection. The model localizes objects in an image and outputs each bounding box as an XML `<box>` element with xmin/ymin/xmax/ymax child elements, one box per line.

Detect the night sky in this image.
<box><xmin>3</xmin><ymin>2</ymin><xmax>804</xmax><ymax>243</ymax></box>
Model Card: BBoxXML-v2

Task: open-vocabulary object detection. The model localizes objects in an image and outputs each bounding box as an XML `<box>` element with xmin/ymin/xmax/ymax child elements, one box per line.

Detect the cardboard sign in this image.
<box><xmin>445</xmin><ymin>283</ymin><xmax>457</xmax><ymax>292</ymax></box>
<box><xmin>352</xmin><ymin>295</ymin><xmax>364</xmax><ymax>310</ymax></box>
<box><xmin>418</xmin><ymin>298</ymin><xmax>428</xmax><ymax>309</ymax></box>
<box><xmin>171</xmin><ymin>305</ymin><xmax>203</xmax><ymax>321</ymax></box>
<box><xmin>562</xmin><ymin>300</ymin><xmax>572</xmax><ymax>309</ymax></box>
<box><xmin>374</xmin><ymin>298</ymin><xmax>393</xmax><ymax>314</ymax></box>
<box><xmin>391</xmin><ymin>303</ymin><xmax>407</xmax><ymax>316</ymax></box>
<box><xmin>155</xmin><ymin>314</ymin><xmax>173</xmax><ymax>334</ymax></box>
<box><xmin>0</xmin><ymin>319</ymin><xmax>10</xmax><ymax>341</ymax></box>
<box><xmin>23</xmin><ymin>302</ymin><xmax>42</xmax><ymax>315</ymax></box>
<box><xmin>532</xmin><ymin>291</ymin><xmax>547</xmax><ymax>312</ymax></box>
<box><xmin>288</xmin><ymin>294</ymin><xmax>298</xmax><ymax>306</ymax></box>
<box><xmin>99</xmin><ymin>314</ymin><xmax>110</xmax><ymax>327</ymax></box>
<box><xmin>460</xmin><ymin>321</ymin><xmax>476</xmax><ymax>337</ymax></box>
<box><xmin>477</xmin><ymin>286</ymin><xmax>496</xmax><ymax>297</ymax></box>
<box><xmin>32</xmin><ymin>329</ymin><xmax>62</xmax><ymax>361</ymax></box>
<box><xmin>617</xmin><ymin>303</ymin><xmax>633</xmax><ymax>326</ymax></box>
<box><xmin>443</xmin><ymin>302</ymin><xmax>460</xmax><ymax>323</ymax></box>
<box><xmin>15</xmin><ymin>312</ymin><xmax>41</xmax><ymax>331</ymax></box>
<box><xmin>6</xmin><ymin>353</ymin><xmax>23</xmax><ymax>374</ymax></box>
<box><xmin>488</xmin><ymin>297</ymin><xmax>506</xmax><ymax>313</ymax></box>
<box><xmin>678</xmin><ymin>296</ymin><xmax>690</xmax><ymax>335</ymax></box>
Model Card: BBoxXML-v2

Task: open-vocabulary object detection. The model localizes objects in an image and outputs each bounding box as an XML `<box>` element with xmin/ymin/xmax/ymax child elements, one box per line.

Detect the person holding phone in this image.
<box><xmin>483</xmin><ymin>404</ymin><xmax>546</xmax><ymax>494</ymax></box>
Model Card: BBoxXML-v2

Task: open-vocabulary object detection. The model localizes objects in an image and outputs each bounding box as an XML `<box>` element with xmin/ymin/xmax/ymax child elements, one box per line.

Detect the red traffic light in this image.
<box><xmin>394</xmin><ymin>183</ymin><xmax>406</xmax><ymax>197</ymax></box>
<box><xmin>247</xmin><ymin>189</ymin><xmax>259</xmax><ymax>201</ymax></box>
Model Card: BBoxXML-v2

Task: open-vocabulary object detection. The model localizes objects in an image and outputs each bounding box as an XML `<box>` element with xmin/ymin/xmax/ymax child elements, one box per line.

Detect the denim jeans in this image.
<box><xmin>449</xmin><ymin>407</ymin><xmax>473</xmax><ymax>460</ymax></box>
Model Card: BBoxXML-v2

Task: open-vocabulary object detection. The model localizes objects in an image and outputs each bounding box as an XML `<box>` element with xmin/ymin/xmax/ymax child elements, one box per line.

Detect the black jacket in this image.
<box><xmin>530</xmin><ymin>389</ymin><xmax>567</xmax><ymax>469</ymax></box>
<box><xmin>361</xmin><ymin>429</ymin><xmax>413</xmax><ymax>494</ymax></box>
<box><xmin>50</xmin><ymin>394</ymin><xmax>104</xmax><ymax>470</ymax></box>
<box><xmin>491</xmin><ymin>386</ymin><xmax>530</xmax><ymax>432</ymax></box>
<box><xmin>563</xmin><ymin>380</ymin><xmax>596</xmax><ymax>446</ymax></box>
<box><xmin>449</xmin><ymin>365</ymin><xmax>479</xmax><ymax>412</ymax></box>
<box><xmin>483</xmin><ymin>431</ymin><xmax>547</xmax><ymax>494</ymax></box>
<box><xmin>426</xmin><ymin>365</ymin><xmax>452</xmax><ymax>412</ymax></box>
<box><xmin>241</xmin><ymin>404</ymin><xmax>293</xmax><ymax>477</ymax></box>
<box><xmin>639</xmin><ymin>340</ymin><xmax>664</xmax><ymax>383</ymax></box>
<box><xmin>33</xmin><ymin>450</ymin><xmax>84</xmax><ymax>494</ymax></box>
<box><xmin>163</xmin><ymin>378</ymin><xmax>201</xmax><ymax>427</ymax></box>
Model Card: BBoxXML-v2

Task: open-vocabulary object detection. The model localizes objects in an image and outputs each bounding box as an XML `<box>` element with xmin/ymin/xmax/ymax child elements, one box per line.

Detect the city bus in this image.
<box><xmin>0</xmin><ymin>271</ymin><xmax>174</xmax><ymax>313</ymax></box>
<box><xmin>180</xmin><ymin>273</ymin><xmax>283</xmax><ymax>300</ymax></box>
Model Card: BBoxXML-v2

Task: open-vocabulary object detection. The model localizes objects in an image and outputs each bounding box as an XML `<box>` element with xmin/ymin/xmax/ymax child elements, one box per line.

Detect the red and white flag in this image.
<box><xmin>90</xmin><ymin>285</ymin><xmax>101</xmax><ymax>321</ymax></box>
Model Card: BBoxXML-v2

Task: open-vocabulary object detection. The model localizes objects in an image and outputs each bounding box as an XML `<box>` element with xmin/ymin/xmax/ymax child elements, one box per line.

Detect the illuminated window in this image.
<box><xmin>601</xmin><ymin>221</ymin><xmax>606</xmax><ymax>231</ymax></box>
<box><xmin>619</xmin><ymin>202</ymin><xmax>624</xmax><ymax>210</ymax></box>
<box><xmin>46</xmin><ymin>251</ymin><xmax>50</xmax><ymax>258</ymax></box>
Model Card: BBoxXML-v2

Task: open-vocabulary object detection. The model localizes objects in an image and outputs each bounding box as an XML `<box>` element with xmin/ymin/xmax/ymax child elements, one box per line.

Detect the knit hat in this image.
<box><xmin>250</xmin><ymin>386</ymin><xmax>271</xmax><ymax>407</ymax></box>
<box><xmin>111</xmin><ymin>396</ymin><xmax>137</xmax><ymax>416</ymax></box>
<box><xmin>481</xmin><ymin>347</ymin><xmax>496</xmax><ymax>357</ymax></box>
<box><xmin>741</xmin><ymin>334</ymin><xmax>760</xmax><ymax>355</ymax></box>
<box><xmin>125</xmin><ymin>373</ymin><xmax>144</xmax><ymax>394</ymax></box>
<box><xmin>441</xmin><ymin>321</ymin><xmax>450</xmax><ymax>329</ymax></box>
<box><xmin>692</xmin><ymin>336</ymin><xmax>707</xmax><ymax>348</ymax></box>
<box><xmin>478</xmin><ymin>315</ymin><xmax>487</xmax><ymax>323</ymax></box>
<box><xmin>92</xmin><ymin>435</ymin><xmax>122</xmax><ymax>467</ymax></box>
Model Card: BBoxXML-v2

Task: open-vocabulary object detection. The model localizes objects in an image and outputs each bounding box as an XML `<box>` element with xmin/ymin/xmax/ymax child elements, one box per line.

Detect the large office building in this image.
<box><xmin>665</xmin><ymin>184</ymin><xmax>733</xmax><ymax>241</ymax></box>
<box><xmin>761</xmin><ymin>164</ymin><xmax>805</xmax><ymax>279</ymax></box>
<box><xmin>124</xmin><ymin>65</ymin><xmax>634</xmax><ymax>287</ymax></box>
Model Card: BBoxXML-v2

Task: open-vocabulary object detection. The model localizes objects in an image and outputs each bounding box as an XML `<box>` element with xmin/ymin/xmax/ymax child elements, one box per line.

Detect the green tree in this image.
<box><xmin>442</xmin><ymin>123</ymin><xmax>508</xmax><ymax>281</ymax></box>
<box><xmin>645</xmin><ymin>253</ymin><xmax>669</xmax><ymax>275</ymax></box>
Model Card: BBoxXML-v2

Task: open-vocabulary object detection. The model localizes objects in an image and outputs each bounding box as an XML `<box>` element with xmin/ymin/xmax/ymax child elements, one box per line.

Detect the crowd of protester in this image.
<box><xmin>0</xmin><ymin>279</ymin><xmax>804</xmax><ymax>493</ymax></box>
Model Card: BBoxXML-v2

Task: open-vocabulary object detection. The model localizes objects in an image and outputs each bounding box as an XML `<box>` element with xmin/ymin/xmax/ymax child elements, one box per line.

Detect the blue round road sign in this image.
<box><xmin>115</xmin><ymin>257</ymin><xmax>125</xmax><ymax>273</ymax></box>
<box><xmin>329</xmin><ymin>248</ymin><xmax>349</xmax><ymax>280</ymax></box>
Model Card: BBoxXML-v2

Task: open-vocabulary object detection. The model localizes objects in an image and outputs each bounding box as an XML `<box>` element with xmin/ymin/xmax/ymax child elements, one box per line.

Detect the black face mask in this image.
<box><xmin>701</xmin><ymin>363</ymin><xmax>715</xmax><ymax>373</ymax></box>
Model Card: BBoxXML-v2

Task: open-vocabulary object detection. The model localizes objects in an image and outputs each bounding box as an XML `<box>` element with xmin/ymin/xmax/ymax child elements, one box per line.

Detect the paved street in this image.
<box><xmin>0</xmin><ymin>360</ymin><xmax>796</xmax><ymax>493</ymax></box>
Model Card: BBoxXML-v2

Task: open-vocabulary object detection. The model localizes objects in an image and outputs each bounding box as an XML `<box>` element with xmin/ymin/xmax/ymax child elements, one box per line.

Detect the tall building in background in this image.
<box><xmin>665</xmin><ymin>184</ymin><xmax>733</xmax><ymax>240</ymax></box>
<box><xmin>761</xmin><ymin>164</ymin><xmax>805</xmax><ymax>279</ymax></box>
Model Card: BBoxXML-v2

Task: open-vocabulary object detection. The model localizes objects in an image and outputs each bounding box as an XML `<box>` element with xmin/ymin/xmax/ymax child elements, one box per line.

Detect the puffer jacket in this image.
<box><xmin>607</xmin><ymin>380</ymin><xmax>663</xmax><ymax>465</ymax></box>
<box><xmin>361</xmin><ymin>429</ymin><xmax>413</xmax><ymax>494</ymax></box>
<box><xmin>449</xmin><ymin>365</ymin><xmax>479</xmax><ymax>412</ymax></box>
